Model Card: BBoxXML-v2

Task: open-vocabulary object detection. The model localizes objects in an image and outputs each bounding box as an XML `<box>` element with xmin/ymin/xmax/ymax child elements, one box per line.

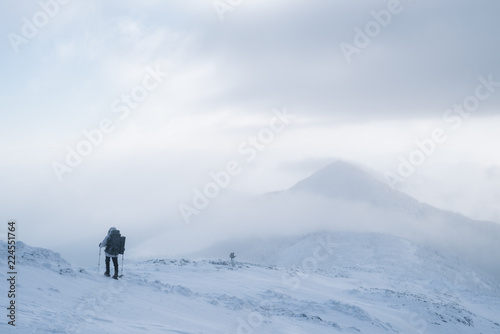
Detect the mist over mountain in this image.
<box><xmin>173</xmin><ymin>160</ymin><xmax>500</xmax><ymax>281</ymax></box>
<box><xmin>399</xmin><ymin>162</ymin><xmax>500</xmax><ymax>223</ymax></box>
<box><xmin>289</xmin><ymin>160</ymin><xmax>429</xmax><ymax>214</ymax></box>
<box><xmin>288</xmin><ymin>161</ymin><xmax>500</xmax><ymax>277</ymax></box>
<box><xmin>3</xmin><ymin>161</ymin><xmax>500</xmax><ymax>333</ymax></box>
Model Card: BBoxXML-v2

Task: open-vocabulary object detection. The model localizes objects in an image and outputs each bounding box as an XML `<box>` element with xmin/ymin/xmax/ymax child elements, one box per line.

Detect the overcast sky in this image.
<box><xmin>1</xmin><ymin>0</ymin><xmax>499</xmax><ymax>265</ymax></box>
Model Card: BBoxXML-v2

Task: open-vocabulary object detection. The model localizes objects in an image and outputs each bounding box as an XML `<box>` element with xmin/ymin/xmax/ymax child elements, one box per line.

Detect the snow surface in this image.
<box><xmin>1</xmin><ymin>233</ymin><xmax>499</xmax><ymax>334</ymax></box>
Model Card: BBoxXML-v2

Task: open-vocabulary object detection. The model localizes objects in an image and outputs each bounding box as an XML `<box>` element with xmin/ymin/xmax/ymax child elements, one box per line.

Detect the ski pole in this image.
<box><xmin>121</xmin><ymin>253</ymin><xmax>124</xmax><ymax>276</ymax></box>
<box><xmin>98</xmin><ymin>247</ymin><xmax>102</xmax><ymax>274</ymax></box>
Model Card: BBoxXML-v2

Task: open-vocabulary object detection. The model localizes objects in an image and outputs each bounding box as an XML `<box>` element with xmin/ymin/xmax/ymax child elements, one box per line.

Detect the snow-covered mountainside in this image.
<box><xmin>2</xmin><ymin>161</ymin><xmax>499</xmax><ymax>333</ymax></box>
<box><xmin>196</xmin><ymin>231</ymin><xmax>499</xmax><ymax>292</ymax></box>
<box><xmin>288</xmin><ymin>161</ymin><xmax>486</xmax><ymax>221</ymax></box>
<box><xmin>290</xmin><ymin>161</ymin><xmax>420</xmax><ymax>212</ymax></box>
<box><xmin>131</xmin><ymin>161</ymin><xmax>500</xmax><ymax>281</ymax></box>
<box><xmin>251</xmin><ymin>161</ymin><xmax>500</xmax><ymax>279</ymax></box>
<box><xmin>1</xmin><ymin>234</ymin><xmax>499</xmax><ymax>334</ymax></box>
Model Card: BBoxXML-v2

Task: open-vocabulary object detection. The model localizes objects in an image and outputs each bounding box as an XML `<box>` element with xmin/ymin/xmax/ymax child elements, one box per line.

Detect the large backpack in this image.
<box><xmin>106</xmin><ymin>230</ymin><xmax>126</xmax><ymax>256</ymax></box>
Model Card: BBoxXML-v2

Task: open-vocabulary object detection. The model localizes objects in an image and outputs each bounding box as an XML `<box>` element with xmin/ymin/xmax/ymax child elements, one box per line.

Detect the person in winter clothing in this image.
<box><xmin>99</xmin><ymin>227</ymin><xmax>120</xmax><ymax>279</ymax></box>
<box><xmin>230</xmin><ymin>252</ymin><xmax>236</xmax><ymax>267</ymax></box>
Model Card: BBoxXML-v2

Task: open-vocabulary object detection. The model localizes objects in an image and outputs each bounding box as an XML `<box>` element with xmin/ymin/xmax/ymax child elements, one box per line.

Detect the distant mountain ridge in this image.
<box><xmin>289</xmin><ymin>160</ymin><xmax>427</xmax><ymax>214</ymax></box>
<box><xmin>285</xmin><ymin>160</ymin><xmax>491</xmax><ymax>222</ymax></box>
<box><xmin>259</xmin><ymin>160</ymin><xmax>500</xmax><ymax>279</ymax></box>
<box><xmin>193</xmin><ymin>231</ymin><xmax>499</xmax><ymax>294</ymax></box>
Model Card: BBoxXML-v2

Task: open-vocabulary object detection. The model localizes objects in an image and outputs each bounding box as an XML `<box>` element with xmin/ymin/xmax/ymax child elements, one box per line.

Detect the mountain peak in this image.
<box><xmin>290</xmin><ymin>160</ymin><xmax>393</xmax><ymax>203</ymax></box>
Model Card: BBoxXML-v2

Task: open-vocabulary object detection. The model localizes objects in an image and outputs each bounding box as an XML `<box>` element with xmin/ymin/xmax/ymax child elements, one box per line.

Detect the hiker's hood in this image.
<box><xmin>108</xmin><ymin>227</ymin><xmax>117</xmax><ymax>234</ymax></box>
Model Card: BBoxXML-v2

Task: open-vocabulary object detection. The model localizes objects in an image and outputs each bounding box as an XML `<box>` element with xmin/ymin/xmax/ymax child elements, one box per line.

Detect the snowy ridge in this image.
<box><xmin>193</xmin><ymin>232</ymin><xmax>499</xmax><ymax>295</ymax></box>
<box><xmin>0</xmin><ymin>240</ymin><xmax>72</xmax><ymax>273</ymax></box>
<box><xmin>290</xmin><ymin>161</ymin><xmax>421</xmax><ymax>211</ymax></box>
<box><xmin>288</xmin><ymin>161</ymin><xmax>484</xmax><ymax>220</ymax></box>
<box><xmin>1</xmin><ymin>235</ymin><xmax>499</xmax><ymax>333</ymax></box>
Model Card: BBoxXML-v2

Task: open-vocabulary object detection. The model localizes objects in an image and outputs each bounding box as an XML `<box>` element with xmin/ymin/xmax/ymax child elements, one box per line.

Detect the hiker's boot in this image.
<box><xmin>104</xmin><ymin>271</ymin><xmax>110</xmax><ymax>277</ymax></box>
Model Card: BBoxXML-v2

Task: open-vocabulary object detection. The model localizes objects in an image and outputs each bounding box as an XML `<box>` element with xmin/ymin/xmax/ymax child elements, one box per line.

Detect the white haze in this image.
<box><xmin>1</xmin><ymin>0</ymin><xmax>500</xmax><ymax>284</ymax></box>
<box><xmin>127</xmin><ymin>184</ymin><xmax>500</xmax><ymax>281</ymax></box>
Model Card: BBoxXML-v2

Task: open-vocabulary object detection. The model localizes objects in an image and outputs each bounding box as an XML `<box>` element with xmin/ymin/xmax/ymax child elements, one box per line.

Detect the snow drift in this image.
<box><xmin>1</xmin><ymin>232</ymin><xmax>500</xmax><ymax>334</ymax></box>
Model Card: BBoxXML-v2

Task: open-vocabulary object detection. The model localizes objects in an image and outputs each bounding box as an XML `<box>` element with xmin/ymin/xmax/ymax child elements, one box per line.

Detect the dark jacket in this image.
<box><xmin>100</xmin><ymin>227</ymin><xmax>118</xmax><ymax>258</ymax></box>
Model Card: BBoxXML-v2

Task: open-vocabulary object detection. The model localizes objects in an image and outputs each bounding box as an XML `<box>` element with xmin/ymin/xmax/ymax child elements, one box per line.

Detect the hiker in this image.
<box><xmin>99</xmin><ymin>227</ymin><xmax>121</xmax><ymax>279</ymax></box>
<box><xmin>230</xmin><ymin>252</ymin><xmax>236</xmax><ymax>267</ymax></box>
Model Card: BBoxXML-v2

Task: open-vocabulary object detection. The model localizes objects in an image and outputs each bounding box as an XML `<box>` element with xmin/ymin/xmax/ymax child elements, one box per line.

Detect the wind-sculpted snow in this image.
<box><xmin>1</xmin><ymin>237</ymin><xmax>499</xmax><ymax>333</ymax></box>
<box><xmin>0</xmin><ymin>240</ymin><xmax>72</xmax><ymax>273</ymax></box>
<box><xmin>197</xmin><ymin>232</ymin><xmax>500</xmax><ymax>294</ymax></box>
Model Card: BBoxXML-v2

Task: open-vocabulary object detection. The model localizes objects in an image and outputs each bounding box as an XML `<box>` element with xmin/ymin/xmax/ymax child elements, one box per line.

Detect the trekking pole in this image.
<box><xmin>97</xmin><ymin>247</ymin><xmax>102</xmax><ymax>274</ymax></box>
<box><xmin>121</xmin><ymin>253</ymin><xmax>124</xmax><ymax>277</ymax></box>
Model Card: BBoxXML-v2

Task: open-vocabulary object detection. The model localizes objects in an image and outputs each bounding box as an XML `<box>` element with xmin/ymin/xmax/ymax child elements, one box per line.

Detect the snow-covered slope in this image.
<box><xmin>252</xmin><ymin>161</ymin><xmax>500</xmax><ymax>279</ymax></box>
<box><xmin>1</xmin><ymin>236</ymin><xmax>499</xmax><ymax>334</ymax></box>
<box><xmin>196</xmin><ymin>232</ymin><xmax>498</xmax><ymax>292</ymax></box>
<box><xmin>288</xmin><ymin>161</ymin><xmax>491</xmax><ymax>221</ymax></box>
<box><xmin>130</xmin><ymin>161</ymin><xmax>500</xmax><ymax>281</ymax></box>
